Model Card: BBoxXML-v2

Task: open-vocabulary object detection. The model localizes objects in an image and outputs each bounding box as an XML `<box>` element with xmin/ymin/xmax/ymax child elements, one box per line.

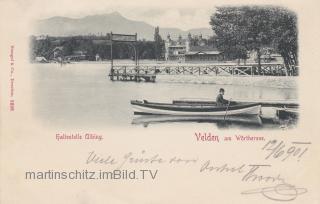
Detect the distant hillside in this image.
<box><xmin>34</xmin><ymin>12</ymin><xmax>214</xmax><ymax>40</ymax></box>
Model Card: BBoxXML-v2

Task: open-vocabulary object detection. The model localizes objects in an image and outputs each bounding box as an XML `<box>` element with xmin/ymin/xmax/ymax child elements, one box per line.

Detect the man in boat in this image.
<box><xmin>216</xmin><ymin>88</ymin><xmax>229</xmax><ymax>106</ymax></box>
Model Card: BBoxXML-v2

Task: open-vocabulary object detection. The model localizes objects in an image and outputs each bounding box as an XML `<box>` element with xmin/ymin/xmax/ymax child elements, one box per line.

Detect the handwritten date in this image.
<box><xmin>262</xmin><ymin>140</ymin><xmax>310</xmax><ymax>162</ymax></box>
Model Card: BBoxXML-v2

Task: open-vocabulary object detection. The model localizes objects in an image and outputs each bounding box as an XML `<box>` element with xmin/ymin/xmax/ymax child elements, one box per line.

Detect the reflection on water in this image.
<box><xmin>132</xmin><ymin>115</ymin><xmax>263</xmax><ymax>129</ymax></box>
<box><xmin>32</xmin><ymin>63</ymin><xmax>298</xmax><ymax>129</ymax></box>
<box><xmin>132</xmin><ymin>114</ymin><xmax>298</xmax><ymax>130</ymax></box>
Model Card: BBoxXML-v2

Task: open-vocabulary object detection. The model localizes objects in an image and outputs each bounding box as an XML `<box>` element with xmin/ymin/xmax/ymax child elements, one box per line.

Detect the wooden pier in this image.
<box><xmin>109</xmin><ymin>68</ymin><xmax>156</xmax><ymax>82</ymax></box>
<box><xmin>108</xmin><ymin>63</ymin><xmax>297</xmax><ymax>82</ymax></box>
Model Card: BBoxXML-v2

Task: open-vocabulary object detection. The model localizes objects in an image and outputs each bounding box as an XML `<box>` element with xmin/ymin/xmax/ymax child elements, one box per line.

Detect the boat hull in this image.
<box><xmin>131</xmin><ymin>100</ymin><xmax>261</xmax><ymax>116</ymax></box>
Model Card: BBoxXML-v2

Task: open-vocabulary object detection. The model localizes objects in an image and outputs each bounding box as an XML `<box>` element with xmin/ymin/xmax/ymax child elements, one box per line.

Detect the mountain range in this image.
<box><xmin>34</xmin><ymin>12</ymin><xmax>214</xmax><ymax>40</ymax></box>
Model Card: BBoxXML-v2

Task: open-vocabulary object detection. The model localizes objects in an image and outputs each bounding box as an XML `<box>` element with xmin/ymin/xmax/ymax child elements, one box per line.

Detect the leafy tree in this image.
<box><xmin>62</xmin><ymin>37</ymin><xmax>78</xmax><ymax>56</ymax></box>
<box><xmin>210</xmin><ymin>7</ymin><xmax>249</xmax><ymax>62</ymax></box>
<box><xmin>210</xmin><ymin>6</ymin><xmax>297</xmax><ymax>74</ymax></box>
<box><xmin>30</xmin><ymin>37</ymin><xmax>54</xmax><ymax>60</ymax></box>
<box><xmin>269</xmin><ymin>7</ymin><xmax>298</xmax><ymax>74</ymax></box>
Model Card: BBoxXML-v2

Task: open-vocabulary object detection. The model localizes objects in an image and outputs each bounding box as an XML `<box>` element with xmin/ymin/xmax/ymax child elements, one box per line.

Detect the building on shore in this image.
<box><xmin>164</xmin><ymin>33</ymin><xmax>223</xmax><ymax>62</ymax></box>
<box><xmin>65</xmin><ymin>50</ymin><xmax>88</xmax><ymax>61</ymax></box>
<box><xmin>53</xmin><ymin>46</ymin><xmax>64</xmax><ymax>59</ymax></box>
<box><xmin>34</xmin><ymin>56</ymin><xmax>48</xmax><ymax>63</ymax></box>
<box><xmin>164</xmin><ymin>34</ymin><xmax>186</xmax><ymax>61</ymax></box>
<box><xmin>247</xmin><ymin>48</ymin><xmax>284</xmax><ymax>64</ymax></box>
<box><xmin>185</xmin><ymin>45</ymin><xmax>223</xmax><ymax>62</ymax></box>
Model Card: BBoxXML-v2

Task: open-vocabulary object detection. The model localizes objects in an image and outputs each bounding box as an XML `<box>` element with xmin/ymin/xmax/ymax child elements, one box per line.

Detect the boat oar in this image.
<box><xmin>223</xmin><ymin>99</ymin><xmax>231</xmax><ymax>121</ymax></box>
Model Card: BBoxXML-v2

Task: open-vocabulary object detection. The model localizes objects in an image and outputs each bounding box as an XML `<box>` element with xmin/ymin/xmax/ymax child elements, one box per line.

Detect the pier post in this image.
<box><xmin>110</xmin><ymin>32</ymin><xmax>113</xmax><ymax>71</ymax></box>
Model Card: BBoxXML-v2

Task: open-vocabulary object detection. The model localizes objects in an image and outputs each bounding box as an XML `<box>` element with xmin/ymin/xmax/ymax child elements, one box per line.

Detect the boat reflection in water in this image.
<box><xmin>131</xmin><ymin>114</ymin><xmax>263</xmax><ymax>128</ymax></box>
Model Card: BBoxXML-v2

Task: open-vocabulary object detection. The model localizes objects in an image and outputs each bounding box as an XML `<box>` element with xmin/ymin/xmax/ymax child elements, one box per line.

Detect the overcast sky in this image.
<box><xmin>41</xmin><ymin>8</ymin><xmax>215</xmax><ymax>30</ymax></box>
<box><xmin>116</xmin><ymin>8</ymin><xmax>214</xmax><ymax>30</ymax></box>
<box><xmin>9</xmin><ymin>0</ymin><xmax>217</xmax><ymax>30</ymax></box>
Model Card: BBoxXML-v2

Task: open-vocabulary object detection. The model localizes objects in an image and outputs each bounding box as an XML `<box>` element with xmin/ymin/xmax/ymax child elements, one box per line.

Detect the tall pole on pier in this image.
<box><xmin>136</xmin><ymin>45</ymin><xmax>139</xmax><ymax>66</ymax></box>
<box><xmin>110</xmin><ymin>32</ymin><xmax>113</xmax><ymax>70</ymax></box>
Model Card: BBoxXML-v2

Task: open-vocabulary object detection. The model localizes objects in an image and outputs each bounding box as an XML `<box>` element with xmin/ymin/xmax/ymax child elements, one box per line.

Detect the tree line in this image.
<box><xmin>30</xmin><ymin>30</ymin><xmax>165</xmax><ymax>61</ymax></box>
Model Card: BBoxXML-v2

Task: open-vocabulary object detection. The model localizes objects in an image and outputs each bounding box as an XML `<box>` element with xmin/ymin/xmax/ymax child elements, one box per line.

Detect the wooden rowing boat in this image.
<box><xmin>131</xmin><ymin>100</ymin><xmax>261</xmax><ymax>116</ymax></box>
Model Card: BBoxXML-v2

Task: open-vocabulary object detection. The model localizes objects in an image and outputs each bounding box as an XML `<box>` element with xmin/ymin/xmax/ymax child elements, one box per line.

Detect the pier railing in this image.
<box><xmin>108</xmin><ymin>63</ymin><xmax>297</xmax><ymax>81</ymax></box>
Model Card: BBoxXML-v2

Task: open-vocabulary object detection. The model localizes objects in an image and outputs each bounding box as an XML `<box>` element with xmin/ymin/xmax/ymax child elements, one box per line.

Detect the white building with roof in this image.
<box><xmin>164</xmin><ymin>33</ymin><xmax>223</xmax><ymax>62</ymax></box>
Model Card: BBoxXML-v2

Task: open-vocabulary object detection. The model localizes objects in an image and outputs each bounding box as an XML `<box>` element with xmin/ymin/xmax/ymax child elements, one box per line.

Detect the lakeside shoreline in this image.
<box><xmin>157</xmin><ymin>75</ymin><xmax>297</xmax><ymax>89</ymax></box>
<box><xmin>33</xmin><ymin>62</ymin><xmax>298</xmax><ymax>89</ymax></box>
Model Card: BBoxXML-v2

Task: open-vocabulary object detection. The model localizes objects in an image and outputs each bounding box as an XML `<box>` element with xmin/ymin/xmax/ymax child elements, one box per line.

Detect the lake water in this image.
<box><xmin>32</xmin><ymin>63</ymin><xmax>298</xmax><ymax>130</ymax></box>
